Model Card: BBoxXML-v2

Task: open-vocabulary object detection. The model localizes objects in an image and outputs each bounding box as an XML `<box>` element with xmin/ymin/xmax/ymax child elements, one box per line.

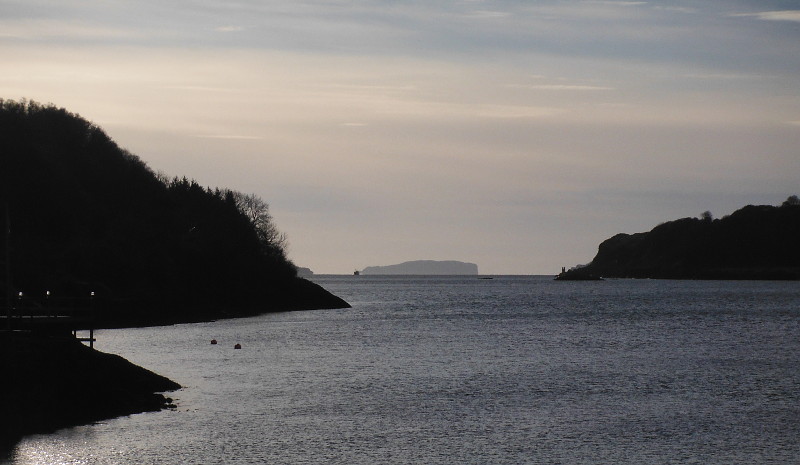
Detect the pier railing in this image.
<box><xmin>1</xmin><ymin>292</ymin><xmax>97</xmax><ymax>348</ymax></box>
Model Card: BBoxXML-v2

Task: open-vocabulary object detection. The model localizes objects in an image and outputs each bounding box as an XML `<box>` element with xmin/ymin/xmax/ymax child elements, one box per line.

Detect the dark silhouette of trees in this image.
<box><xmin>561</xmin><ymin>199</ymin><xmax>800</xmax><ymax>280</ymax></box>
<box><xmin>0</xmin><ymin>99</ymin><xmax>347</xmax><ymax>326</ymax></box>
<box><xmin>783</xmin><ymin>195</ymin><xmax>800</xmax><ymax>207</ymax></box>
<box><xmin>231</xmin><ymin>190</ymin><xmax>288</xmax><ymax>259</ymax></box>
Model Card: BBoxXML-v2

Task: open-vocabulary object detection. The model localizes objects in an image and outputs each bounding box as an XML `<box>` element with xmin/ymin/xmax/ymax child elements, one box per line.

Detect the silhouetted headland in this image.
<box><xmin>0</xmin><ymin>330</ymin><xmax>180</xmax><ymax>445</ymax></box>
<box><xmin>360</xmin><ymin>260</ymin><xmax>479</xmax><ymax>275</ymax></box>
<box><xmin>0</xmin><ymin>99</ymin><xmax>349</xmax><ymax>329</ymax></box>
<box><xmin>557</xmin><ymin>197</ymin><xmax>800</xmax><ymax>280</ymax></box>
<box><xmin>0</xmin><ymin>98</ymin><xmax>349</xmax><ymax>444</ymax></box>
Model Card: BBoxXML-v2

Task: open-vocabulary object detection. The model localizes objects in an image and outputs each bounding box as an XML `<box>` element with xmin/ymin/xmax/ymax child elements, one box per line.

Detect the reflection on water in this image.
<box><xmin>6</xmin><ymin>276</ymin><xmax>800</xmax><ymax>464</ymax></box>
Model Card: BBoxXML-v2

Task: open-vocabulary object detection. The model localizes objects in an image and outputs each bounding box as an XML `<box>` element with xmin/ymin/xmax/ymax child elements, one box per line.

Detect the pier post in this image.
<box><xmin>88</xmin><ymin>291</ymin><xmax>95</xmax><ymax>349</ymax></box>
<box><xmin>4</xmin><ymin>203</ymin><xmax>11</xmax><ymax>328</ymax></box>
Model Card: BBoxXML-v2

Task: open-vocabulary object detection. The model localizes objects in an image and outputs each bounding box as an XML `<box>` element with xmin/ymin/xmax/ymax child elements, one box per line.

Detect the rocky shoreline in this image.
<box><xmin>0</xmin><ymin>331</ymin><xmax>180</xmax><ymax>448</ymax></box>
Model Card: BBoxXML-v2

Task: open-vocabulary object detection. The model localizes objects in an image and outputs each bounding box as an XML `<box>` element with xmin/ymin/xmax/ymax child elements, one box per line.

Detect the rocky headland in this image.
<box><xmin>0</xmin><ymin>99</ymin><xmax>349</xmax><ymax>446</ymax></box>
<box><xmin>557</xmin><ymin>198</ymin><xmax>800</xmax><ymax>280</ymax></box>
<box><xmin>0</xmin><ymin>99</ymin><xmax>349</xmax><ymax>327</ymax></box>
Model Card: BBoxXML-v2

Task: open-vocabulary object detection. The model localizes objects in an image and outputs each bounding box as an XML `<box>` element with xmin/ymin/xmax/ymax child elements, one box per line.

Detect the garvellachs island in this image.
<box><xmin>557</xmin><ymin>197</ymin><xmax>800</xmax><ymax>281</ymax></box>
<box><xmin>360</xmin><ymin>260</ymin><xmax>479</xmax><ymax>275</ymax></box>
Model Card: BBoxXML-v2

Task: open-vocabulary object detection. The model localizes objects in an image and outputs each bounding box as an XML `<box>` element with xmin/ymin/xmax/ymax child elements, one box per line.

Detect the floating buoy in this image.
<box><xmin>210</xmin><ymin>339</ymin><xmax>217</xmax><ymax>345</ymax></box>
<box><xmin>234</xmin><ymin>343</ymin><xmax>242</xmax><ymax>350</ymax></box>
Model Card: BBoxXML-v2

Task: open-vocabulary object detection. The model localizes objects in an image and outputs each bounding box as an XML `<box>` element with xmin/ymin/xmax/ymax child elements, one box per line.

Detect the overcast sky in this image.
<box><xmin>2</xmin><ymin>0</ymin><xmax>799</xmax><ymax>274</ymax></box>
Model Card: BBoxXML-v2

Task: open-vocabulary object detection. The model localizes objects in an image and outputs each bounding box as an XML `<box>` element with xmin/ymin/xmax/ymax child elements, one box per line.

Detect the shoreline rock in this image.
<box><xmin>0</xmin><ymin>331</ymin><xmax>180</xmax><ymax>447</ymax></box>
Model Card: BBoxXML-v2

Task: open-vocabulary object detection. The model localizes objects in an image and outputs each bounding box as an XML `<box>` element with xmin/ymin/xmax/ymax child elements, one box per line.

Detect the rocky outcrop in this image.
<box><xmin>0</xmin><ymin>332</ymin><xmax>180</xmax><ymax>445</ymax></box>
<box><xmin>558</xmin><ymin>202</ymin><xmax>800</xmax><ymax>280</ymax></box>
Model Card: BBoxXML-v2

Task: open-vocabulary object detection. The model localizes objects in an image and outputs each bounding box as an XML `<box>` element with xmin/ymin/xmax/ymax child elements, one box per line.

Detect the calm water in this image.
<box><xmin>4</xmin><ymin>276</ymin><xmax>800</xmax><ymax>464</ymax></box>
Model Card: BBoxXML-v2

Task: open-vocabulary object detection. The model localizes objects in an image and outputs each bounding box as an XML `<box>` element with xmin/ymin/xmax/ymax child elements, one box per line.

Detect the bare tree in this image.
<box><xmin>231</xmin><ymin>191</ymin><xmax>288</xmax><ymax>255</ymax></box>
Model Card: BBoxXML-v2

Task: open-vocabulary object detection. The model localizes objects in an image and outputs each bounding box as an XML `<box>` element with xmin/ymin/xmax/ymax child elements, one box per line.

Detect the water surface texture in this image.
<box><xmin>6</xmin><ymin>276</ymin><xmax>800</xmax><ymax>464</ymax></box>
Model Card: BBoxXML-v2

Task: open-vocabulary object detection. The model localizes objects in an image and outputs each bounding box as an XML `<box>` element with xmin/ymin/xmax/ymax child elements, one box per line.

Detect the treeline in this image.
<box><xmin>0</xmin><ymin>99</ymin><xmax>346</xmax><ymax>325</ymax></box>
<box><xmin>562</xmin><ymin>197</ymin><xmax>800</xmax><ymax>280</ymax></box>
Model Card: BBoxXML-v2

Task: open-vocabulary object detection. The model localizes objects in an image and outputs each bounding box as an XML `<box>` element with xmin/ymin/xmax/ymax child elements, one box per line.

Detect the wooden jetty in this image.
<box><xmin>1</xmin><ymin>292</ymin><xmax>97</xmax><ymax>348</ymax></box>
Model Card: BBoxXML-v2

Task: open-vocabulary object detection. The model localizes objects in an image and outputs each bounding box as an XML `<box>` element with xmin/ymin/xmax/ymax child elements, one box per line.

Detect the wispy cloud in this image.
<box><xmin>731</xmin><ymin>10</ymin><xmax>800</xmax><ymax>23</ymax></box>
<box><xmin>519</xmin><ymin>84</ymin><xmax>615</xmax><ymax>91</ymax></box>
<box><xmin>195</xmin><ymin>134</ymin><xmax>264</xmax><ymax>140</ymax></box>
<box><xmin>463</xmin><ymin>10</ymin><xmax>511</xmax><ymax>19</ymax></box>
<box><xmin>652</xmin><ymin>6</ymin><xmax>696</xmax><ymax>14</ymax></box>
<box><xmin>681</xmin><ymin>73</ymin><xmax>767</xmax><ymax>81</ymax></box>
<box><xmin>162</xmin><ymin>85</ymin><xmax>242</xmax><ymax>93</ymax></box>
<box><xmin>215</xmin><ymin>26</ymin><xmax>245</xmax><ymax>33</ymax></box>
<box><xmin>582</xmin><ymin>1</ymin><xmax>647</xmax><ymax>6</ymax></box>
<box><xmin>0</xmin><ymin>19</ymin><xmax>143</xmax><ymax>41</ymax></box>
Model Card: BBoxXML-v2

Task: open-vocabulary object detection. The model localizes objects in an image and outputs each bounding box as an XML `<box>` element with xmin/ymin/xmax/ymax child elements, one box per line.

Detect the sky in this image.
<box><xmin>1</xmin><ymin>0</ymin><xmax>799</xmax><ymax>274</ymax></box>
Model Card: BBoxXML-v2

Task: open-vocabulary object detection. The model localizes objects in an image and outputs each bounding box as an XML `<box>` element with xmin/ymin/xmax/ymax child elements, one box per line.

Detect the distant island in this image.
<box><xmin>557</xmin><ymin>197</ymin><xmax>800</xmax><ymax>280</ymax></box>
<box><xmin>295</xmin><ymin>266</ymin><xmax>314</xmax><ymax>277</ymax></box>
<box><xmin>360</xmin><ymin>260</ymin><xmax>479</xmax><ymax>275</ymax></box>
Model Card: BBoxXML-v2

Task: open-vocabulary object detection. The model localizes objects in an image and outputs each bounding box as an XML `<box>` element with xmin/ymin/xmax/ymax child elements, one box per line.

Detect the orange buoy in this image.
<box><xmin>234</xmin><ymin>343</ymin><xmax>242</xmax><ymax>349</ymax></box>
<box><xmin>210</xmin><ymin>339</ymin><xmax>217</xmax><ymax>345</ymax></box>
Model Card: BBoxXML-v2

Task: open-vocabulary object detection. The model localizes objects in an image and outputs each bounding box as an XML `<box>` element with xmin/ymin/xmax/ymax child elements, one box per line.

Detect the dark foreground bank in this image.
<box><xmin>0</xmin><ymin>331</ymin><xmax>180</xmax><ymax>447</ymax></box>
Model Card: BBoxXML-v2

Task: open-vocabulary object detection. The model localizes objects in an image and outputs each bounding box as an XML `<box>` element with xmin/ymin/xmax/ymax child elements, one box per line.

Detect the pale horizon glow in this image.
<box><xmin>1</xmin><ymin>1</ymin><xmax>798</xmax><ymax>274</ymax></box>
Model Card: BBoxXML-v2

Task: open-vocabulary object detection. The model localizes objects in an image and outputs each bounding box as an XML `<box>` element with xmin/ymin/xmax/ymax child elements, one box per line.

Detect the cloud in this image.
<box><xmin>731</xmin><ymin>10</ymin><xmax>800</xmax><ymax>23</ymax></box>
<box><xmin>518</xmin><ymin>84</ymin><xmax>615</xmax><ymax>91</ymax></box>
<box><xmin>194</xmin><ymin>135</ymin><xmax>264</xmax><ymax>140</ymax></box>
<box><xmin>215</xmin><ymin>26</ymin><xmax>245</xmax><ymax>33</ymax></box>
<box><xmin>0</xmin><ymin>19</ymin><xmax>142</xmax><ymax>41</ymax></box>
<box><xmin>680</xmin><ymin>73</ymin><xmax>767</xmax><ymax>80</ymax></box>
<box><xmin>463</xmin><ymin>10</ymin><xmax>511</xmax><ymax>19</ymax></box>
<box><xmin>652</xmin><ymin>6</ymin><xmax>696</xmax><ymax>14</ymax></box>
<box><xmin>582</xmin><ymin>1</ymin><xmax>647</xmax><ymax>6</ymax></box>
<box><xmin>162</xmin><ymin>85</ymin><xmax>242</xmax><ymax>93</ymax></box>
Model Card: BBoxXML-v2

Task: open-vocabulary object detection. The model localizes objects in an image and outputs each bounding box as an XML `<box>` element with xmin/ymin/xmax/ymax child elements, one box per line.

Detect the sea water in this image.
<box><xmin>3</xmin><ymin>276</ymin><xmax>799</xmax><ymax>464</ymax></box>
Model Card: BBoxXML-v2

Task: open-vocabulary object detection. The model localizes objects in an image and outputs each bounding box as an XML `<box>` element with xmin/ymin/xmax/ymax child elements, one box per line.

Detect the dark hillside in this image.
<box><xmin>558</xmin><ymin>199</ymin><xmax>800</xmax><ymax>280</ymax></box>
<box><xmin>0</xmin><ymin>99</ymin><xmax>348</xmax><ymax>326</ymax></box>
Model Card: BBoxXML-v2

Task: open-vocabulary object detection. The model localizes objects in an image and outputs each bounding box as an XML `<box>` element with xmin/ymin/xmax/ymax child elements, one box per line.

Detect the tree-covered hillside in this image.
<box><xmin>559</xmin><ymin>198</ymin><xmax>800</xmax><ymax>280</ymax></box>
<box><xmin>0</xmin><ymin>99</ymin><xmax>347</xmax><ymax>326</ymax></box>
